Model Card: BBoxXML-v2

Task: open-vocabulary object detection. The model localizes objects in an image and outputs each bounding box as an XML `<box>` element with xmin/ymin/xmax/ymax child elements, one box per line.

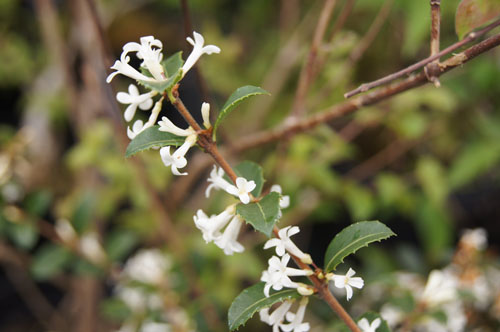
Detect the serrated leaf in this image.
<box><xmin>233</xmin><ymin>161</ymin><xmax>264</xmax><ymax>197</ymax></box>
<box><xmin>213</xmin><ymin>86</ymin><xmax>269</xmax><ymax>140</ymax></box>
<box><xmin>324</xmin><ymin>221</ymin><xmax>395</xmax><ymax>272</ymax></box>
<box><xmin>455</xmin><ymin>0</ymin><xmax>500</xmax><ymax>39</ymax></box>
<box><xmin>138</xmin><ymin>52</ymin><xmax>184</xmax><ymax>93</ymax></box>
<box><xmin>236</xmin><ymin>192</ymin><xmax>280</xmax><ymax>237</ymax></box>
<box><xmin>125</xmin><ymin>126</ymin><xmax>185</xmax><ymax>158</ymax></box>
<box><xmin>228</xmin><ymin>282</ymin><xmax>301</xmax><ymax>331</ymax></box>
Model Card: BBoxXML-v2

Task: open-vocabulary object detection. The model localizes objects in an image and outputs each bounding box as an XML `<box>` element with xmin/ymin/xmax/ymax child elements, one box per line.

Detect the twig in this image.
<box><xmin>425</xmin><ymin>0</ymin><xmax>441</xmax><ymax>86</ymax></box>
<box><xmin>329</xmin><ymin>0</ymin><xmax>356</xmax><ymax>42</ymax></box>
<box><xmin>310</xmin><ymin>0</ymin><xmax>393</xmax><ymax>110</ymax></box>
<box><xmin>344</xmin><ymin>17</ymin><xmax>500</xmax><ymax>98</ymax></box>
<box><xmin>289</xmin><ymin>0</ymin><xmax>337</xmax><ymax>119</ymax></box>
<box><xmin>349</xmin><ymin>0</ymin><xmax>393</xmax><ymax>63</ymax></box>
<box><xmin>231</xmin><ymin>31</ymin><xmax>500</xmax><ymax>152</ymax></box>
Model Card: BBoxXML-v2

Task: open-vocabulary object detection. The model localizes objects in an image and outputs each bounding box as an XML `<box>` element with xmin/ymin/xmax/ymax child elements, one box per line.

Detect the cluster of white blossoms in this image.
<box><xmin>371</xmin><ymin>228</ymin><xmax>494</xmax><ymax>332</ymax></box>
<box><xmin>107</xmin><ymin>32</ymin><xmax>220</xmax><ymax>176</ymax></box>
<box><xmin>113</xmin><ymin>249</ymin><xmax>192</xmax><ymax>332</ymax></box>
<box><xmin>194</xmin><ymin>166</ymin><xmax>269</xmax><ymax>255</ymax></box>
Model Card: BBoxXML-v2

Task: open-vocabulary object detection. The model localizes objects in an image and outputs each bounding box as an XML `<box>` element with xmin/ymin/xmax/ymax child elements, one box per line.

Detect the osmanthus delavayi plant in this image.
<box><xmin>104</xmin><ymin>2</ymin><xmax>500</xmax><ymax>331</ymax></box>
<box><xmin>107</xmin><ymin>31</ymin><xmax>396</xmax><ymax>332</ymax></box>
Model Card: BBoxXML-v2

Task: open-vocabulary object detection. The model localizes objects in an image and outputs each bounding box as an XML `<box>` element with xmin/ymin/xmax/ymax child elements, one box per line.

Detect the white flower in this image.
<box><xmin>205</xmin><ymin>166</ymin><xmax>233</xmax><ymax>197</ymax></box>
<box><xmin>280</xmin><ymin>297</ymin><xmax>310</xmax><ymax>332</ymax></box>
<box><xmin>116</xmin><ymin>286</ymin><xmax>148</xmax><ymax>312</ymax></box>
<box><xmin>260</xmin><ymin>300</ymin><xmax>293</xmax><ymax>329</ymax></box>
<box><xmin>127</xmin><ymin>119</ymin><xmax>148</xmax><ymax>139</ymax></box>
<box><xmin>421</xmin><ymin>269</ymin><xmax>457</xmax><ymax>306</ymax></box>
<box><xmin>201</xmin><ymin>102</ymin><xmax>211</xmax><ymax>129</ymax></box>
<box><xmin>79</xmin><ymin>232</ymin><xmax>106</xmax><ymax>265</ymax></box>
<box><xmin>182</xmin><ymin>32</ymin><xmax>221</xmax><ymax>77</ymax></box>
<box><xmin>225</xmin><ymin>177</ymin><xmax>256</xmax><ymax>204</ymax></box>
<box><xmin>193</xmin><ymin>206</ymin><xmax>234</xmax><ymax>243</ymax></box>
<box><xmin>160</xmin><ymin>134</ymin><xmax>197</xmax><ymax>176</ymax></box>
<box><xmin>140</xmin><ymin>320</ymin><xmax>171</xmax><ymax>332</ymax></box>
<box><xmin>358</xmin><ymin>318</ymin><xmax>381</xmax><ymax>332</ymax></box>
<box><xmin>264</xmin><ymin>226</ymin><xmax>312</xmax><ymax>264</ymax></box>
<box><xmin>122</xmin><ymin>249</ymin><xmax>170</xmax><ymax>285</ymax></box>
<box><xmin>328</xmin><ymin>268</ymin><xmax>364</xmax><ymax>301</ymax></box>
<box><xmin>261</xmin><ymin>254</ymin><xmax>313</xmax><ymax>297</ymax></box>
<box><xmin>271</xmin><ymin>184</ymin><xmax>290</xmax><ymax>209</ymax></box>
<box><xmin>158</xmin><ymin>116</ymin><xmax>196</xmax><ymax>137</ymax></box>
<box><xmin>380</xmin><ymin>305</ymin><xmax>403</xmax><ymax>328</ymax></box>
<box><xmin>116</xmin><ymin>84</ymin><xmax>155</xmax><ymax>122</ymax></box>
<box><xmin>55</xmin><ymin>218</ymin><xmax>77</xmax><ymax>244</ymax></box>
<box><xmin>461</xmin><ymin>228</ymin><xmax>487</xmax><ymax>251</ymax></box>
<box><xmin>108</xmin><ymin>36</ymin><xmax>165</xmax><ymax>83</ymax></box>
<box><xmin>214</xmin><ymin>215</ymin><xmax>245</xmax><ymax>255</ymax></box>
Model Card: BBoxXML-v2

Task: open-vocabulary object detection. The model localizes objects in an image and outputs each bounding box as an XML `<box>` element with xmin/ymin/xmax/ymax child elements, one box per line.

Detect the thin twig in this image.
<box><xmin>329</xmin><ymin>0</ymin><xmax>356</xmax><ymax>42</ymax></box>
<box><xmin>425</xmin><ymin>0</ymin><xmax>441</xmax><ymax>86</ymax></box>
<box><xmin>310</xmin><ymin>0</ymin><xmax>393</xmax><ymax>110</ymax></box>
<box><xmin>231</xmin><ymin>31</ymin><xmax>500</xmax><ymax>152</ymax></box>
<box><xmin>344</xmin><ymin>17</ymin><xmax>500</xmax><ymax>98</ymax></box>
<box><xmin>350</xmin><ymin>0</ymin><xmax>393</xmax><ymax>63</ymax></box>
<box><xmin>289</xmin><ymin>0</ymin><xmax>337</xmax><ymax>119</ymax></box>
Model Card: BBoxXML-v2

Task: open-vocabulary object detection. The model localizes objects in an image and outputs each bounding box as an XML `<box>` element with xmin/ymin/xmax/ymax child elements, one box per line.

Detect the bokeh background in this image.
<box><xmin>1</xmin><ymin>0</ymin><xmax>500</xmax><ymax>331</ymax></box>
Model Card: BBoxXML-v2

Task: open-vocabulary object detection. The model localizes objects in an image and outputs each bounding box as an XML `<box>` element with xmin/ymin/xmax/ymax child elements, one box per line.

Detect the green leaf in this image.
<box><xmin>125</xmin><ymin>126</ymin><xmax>185</xmax><ymax>158</ymax></box>
<box><xmin>72</xmin><ymin>192</ymin><xmax>95</xmax><ymax>234</ymax></box>
<box><xmin>233</xmin><ymin>161</ymin><xmax>264</xmax><ymax>197</ymax></box>
<box><xmin>138</xmin><ymin>52</ymin><xmax>184</xmax><ymax>93</ymax></box>
<box><xmin>228</xmin><ymin>282</ymin><xmax>301</xmax><ymax>331</ymax></box>
<box><xmin>455</xmin><ymin>0</ymin><xmax>500</xmax><ymax>39</ymax></box>
<box><xmin>162</xmin><ymin>51</ymin><xmax>184</xmax><ymax>77</ymax></box>
<box><xmin>213</xmin><ymin>85</ymin><xmax>269</xmax><ymax>140</ymax></box>
<box><xmin>236</xmin><ymin>192</ymin><xmax>280</xmax><ymax>237</ymax></box>
<box><xmin>7</xmin><ymin>222</ymin><xmax>38</xmax><ymax>250</ymax></box>
<box><xmin>100</xmin><ymin>298</ymin><xmax>131</xmax><ymax>322</ymax></box>
<box><xmin>31</xmin><ymin>244</ymin><xmax>72</xmax><ymax>280</ymax></box>
<box><xmin>324</xmin><ymin>221</ymin><xmax>395</xmax><ymax>272</ymax></box>
<box><xmin>105</xmin><ymin>230</ymin><xmax>138</xmax><ymax>262</ymax></box>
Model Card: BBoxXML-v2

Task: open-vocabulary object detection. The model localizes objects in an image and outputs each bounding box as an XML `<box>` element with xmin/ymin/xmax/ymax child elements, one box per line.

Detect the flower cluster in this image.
<box><xmin>107</xmin><ymin>32</ymin><xmax>220</xmax><ymax>176</ymax></box>
<box><xmin>260</xmin><ymin>297</ymin><xmax>310</xmax><ymax>332</ymax></box>
<box><xmin>193</xmin><ymin>166</ymin><xmax>263</xmax><ymax>255</ymax></box>
<box><xmin>113</xmin><ymin>249</ymin><xmax>192</xmax><ymax>332</ymax></box>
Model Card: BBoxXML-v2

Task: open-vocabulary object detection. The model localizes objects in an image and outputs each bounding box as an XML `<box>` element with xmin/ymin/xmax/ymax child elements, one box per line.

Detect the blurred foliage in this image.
<box><xmin>0</xmin><ymin>0</ymin><xmax>499</xmax><ymax>331</ymax></box>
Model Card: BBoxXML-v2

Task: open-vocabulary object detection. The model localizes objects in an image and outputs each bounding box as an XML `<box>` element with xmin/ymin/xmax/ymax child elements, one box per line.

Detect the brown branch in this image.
<box><xmin>329</xmin><ymin>0</ymin><xmax>356</xmax><ymax>42</ymax></box>
<box><xmin>349</xmin><ymin>0</ymin><xmax>393</xmax><ymax>63</ymax></box>
<box><xmin>344</xmin><ymin>17</ymin><xmax>500</xmax><ymax>98</ymax></box>
<box><xmin>310</xmin><ymin>0</ymin><xmax>393</xmax><ymax>110</ymax></box>
<box><xmin>289</xmin><ymin>0</ymin><xmax>337</xmax><ymax>118</ymax></box>
<box><xmin>425</xmin><ymin>0</ymin><xmax>442</xmax><ymax>87</ymax></box>
<box><xmin>231</xmin><ymin>31</ymin><xmax>500</xmax><ymax>152</ymax></box>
